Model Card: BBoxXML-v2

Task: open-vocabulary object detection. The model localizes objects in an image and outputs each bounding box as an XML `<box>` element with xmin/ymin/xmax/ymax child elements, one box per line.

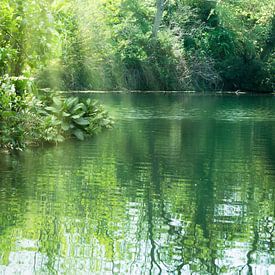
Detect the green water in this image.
<box><xmin>0</xmin><ymin>93</ymin><xmax>274</xmax><ymax>274</ymax></box>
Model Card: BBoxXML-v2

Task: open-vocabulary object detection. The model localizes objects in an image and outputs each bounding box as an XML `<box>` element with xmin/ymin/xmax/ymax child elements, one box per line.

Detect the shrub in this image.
<box><xmin>42</xmin><ymin>94</ymin><xmax>113</xmax><ymax>142</ymax></box>
<box><xmin>0</xmin><ymin>76</ymin><xmax>113</xmax><ymax>151</ymax></box>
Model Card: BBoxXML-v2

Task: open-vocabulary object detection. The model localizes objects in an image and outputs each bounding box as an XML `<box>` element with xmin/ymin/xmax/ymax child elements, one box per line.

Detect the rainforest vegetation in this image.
<box><xmin>0</xmin><ymin>0</ymin><xmax>274</xmax><ymax>149</ymax></box>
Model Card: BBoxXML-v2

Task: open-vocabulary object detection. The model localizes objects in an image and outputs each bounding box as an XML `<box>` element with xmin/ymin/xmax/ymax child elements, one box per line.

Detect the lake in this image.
<box><xmin>0</xmin><ymin>92</ymin><xmax>274</xmax><ymax>274</ymax></box>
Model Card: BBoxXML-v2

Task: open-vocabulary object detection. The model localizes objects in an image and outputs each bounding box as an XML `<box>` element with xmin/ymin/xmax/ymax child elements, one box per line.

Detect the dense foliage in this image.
<box><xmin>0</xmin><ymin>75</ymin><xmax>112</xmax><ymax>150</ymax></box>
<box><xmin>0</xmin><ymin>0</ymin><xmax>113</xmax><ymax>150</ymax></box>
<box><xmin>1</xmin><ymin>0</ymin><xmax>274</xmax><ymax>91</ymax></box>
<box><xmin>37</xmin><ymin>0</ymin><xmax>274</xmax><ymax>92</ymax></box>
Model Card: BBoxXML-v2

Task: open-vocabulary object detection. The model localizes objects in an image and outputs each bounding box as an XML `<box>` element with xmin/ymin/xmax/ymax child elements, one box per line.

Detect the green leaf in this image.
<box><xmin>66</xmin><ymin>97</ymin><xmax>79</xmax><ymax>109</ymax></box>
<box><xmin>74</xmin><ymin>117</ymin><xmax>89</xmax><ymax>126</ymax></box>
<box><xmin>62</xmin><ymin>111</ymin><xmax>70</xmax><ymax>117</ymax></box>
<box><xmin>71</xmin><ymin>112</ymin><xmax>85</xmax><ymax>119</ymax></box>
<box><xmin>86</xmin><ymin>99</ymin><xmax>91</xmax><ymax>106</ymax></box>
<box><xmin>73</xmin><ymin>129</ymin><xmax>84</xmax><ymax>140</ymax></box>
<box><xmin>56</xmin><ymin>135</ymin><xmax>65</xmax><ymax>142</ymax></box>
<box><xmin>45</xmin><ymin>106</ymin><xmax>59</xmax><ymax>113</ymax></box>
<box><xmin>61</xmin><ymin>122</ymin><xmax>70</xmax><ymax>131</ymax></box>
<box><xmin>72</xmin><ymin>103</ymin><xmax>86</xmax><ymax>113</ymax></box>
<box><xmin>52</xmin><ymin>97</ymin><xmax>62</xmax><ymax>106</ymax></box>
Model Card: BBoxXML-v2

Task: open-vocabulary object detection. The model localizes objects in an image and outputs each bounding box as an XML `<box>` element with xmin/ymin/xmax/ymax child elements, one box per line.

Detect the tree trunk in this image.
<box><xmin>152</xmin><ymin>0</ymin><xmax>166</xmax><ymax>38</ymax></box>
<box><xmin>13</xmin><ymin>0</ymin><xmax>25</xmax><ymax>76</ymax></box>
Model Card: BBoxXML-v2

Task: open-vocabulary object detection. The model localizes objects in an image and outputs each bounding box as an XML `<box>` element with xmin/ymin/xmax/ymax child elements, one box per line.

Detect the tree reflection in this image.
<box><xmin>0</xmin><ymin>94</ymin><xmax>274</xmax><ymax>274</ymax></box>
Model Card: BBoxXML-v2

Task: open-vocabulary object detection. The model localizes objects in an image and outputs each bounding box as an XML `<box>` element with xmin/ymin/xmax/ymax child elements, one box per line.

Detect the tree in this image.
<box><xmin>152</xmin><ymin>0</ymin><xmax>167</xmax><ymax>38</ymax></box>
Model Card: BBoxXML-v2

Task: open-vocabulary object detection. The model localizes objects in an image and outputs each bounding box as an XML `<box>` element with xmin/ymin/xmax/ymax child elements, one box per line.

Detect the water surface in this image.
<box><xmin>0</xmin><ymin>93</ymin><xmax>274</xmax><ymax>274</ymax></box>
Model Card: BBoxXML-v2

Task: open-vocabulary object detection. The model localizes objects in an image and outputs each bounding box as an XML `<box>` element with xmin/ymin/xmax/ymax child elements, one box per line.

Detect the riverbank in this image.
<box><xmin>61</xmin><ymin>90</ymin><xmax>275</xmax><ymax>96</ymax></box>
<box><xmin>0</xmin><ymin>85</ymin><xmax>113</xmax><ymax>151</ymax></box>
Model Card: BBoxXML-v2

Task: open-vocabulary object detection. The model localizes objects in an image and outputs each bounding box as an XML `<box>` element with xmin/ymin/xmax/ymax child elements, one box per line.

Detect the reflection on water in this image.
<box><xmin>0</xmin><ymin>93</ymin><xmax>274</xmax><ymax>274</ymax></box>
